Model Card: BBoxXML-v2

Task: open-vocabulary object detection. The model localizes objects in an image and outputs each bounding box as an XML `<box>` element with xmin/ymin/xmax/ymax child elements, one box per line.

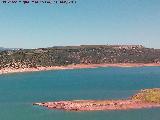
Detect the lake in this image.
<box><xmin>0</xmin><ymin>67</ymin><xmax>160</xmax><ymax>120</ymax></box>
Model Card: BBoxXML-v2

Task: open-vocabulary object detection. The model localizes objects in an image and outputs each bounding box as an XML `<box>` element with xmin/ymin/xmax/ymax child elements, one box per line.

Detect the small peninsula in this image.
<box><xmin>33</xmin><ymin>88</ymin><xmax>160</xmax><ymax>111</ymax></box>
<box><xmin>0</xmin><ymin>45</ymin><xmax>160</xmax><ymax>74</ymax></box>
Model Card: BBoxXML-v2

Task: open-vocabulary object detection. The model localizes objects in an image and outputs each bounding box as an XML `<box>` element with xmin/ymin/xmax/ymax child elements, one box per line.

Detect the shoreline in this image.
<box><xmin>0</xmin><ymin>63</ymin><xmax>160</xmax><ymax>75</ymax></box>
<box><xmin>33</xmin><ymin>100</ymin><xmax>160</xmax><ymax>111</ymax></box>
<box><xmin>33</xmin><ymin>88</ymin><xmax>160</xmax><ymax>111</ymax></box>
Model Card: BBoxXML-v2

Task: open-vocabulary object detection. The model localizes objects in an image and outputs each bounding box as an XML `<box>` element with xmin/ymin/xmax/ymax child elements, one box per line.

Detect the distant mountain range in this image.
<box><xmin>0</xmin><ymin>47</ymin><xmax>22</xmax><ymax>51</ymax></box>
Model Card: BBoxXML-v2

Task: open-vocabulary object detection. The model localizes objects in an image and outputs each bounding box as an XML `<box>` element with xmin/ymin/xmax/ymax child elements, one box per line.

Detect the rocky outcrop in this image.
<box><xmin>33</xmin><ymin>88</ymin><xmax>160</xmax><ymax>111</ymax></box>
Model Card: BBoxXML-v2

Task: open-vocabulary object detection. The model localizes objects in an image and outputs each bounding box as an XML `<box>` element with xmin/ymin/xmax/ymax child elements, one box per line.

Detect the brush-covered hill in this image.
<box><xmin>0</xmin><ymin>45</ymin><xmax>160</xmax><ymax>69</ymax></box>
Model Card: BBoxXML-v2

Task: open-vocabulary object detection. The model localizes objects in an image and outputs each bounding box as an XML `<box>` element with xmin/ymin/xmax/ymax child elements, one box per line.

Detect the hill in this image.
<box><xmin>0</xmin><ymin>45</ymin><xmax>160</xmax><ymax>69</ymax></box>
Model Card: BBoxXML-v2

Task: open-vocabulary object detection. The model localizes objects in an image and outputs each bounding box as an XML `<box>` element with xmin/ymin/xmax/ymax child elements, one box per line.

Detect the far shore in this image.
<box><xmin>0</xmin><ymin>63</ymin><xmax>160</xmax><ymax>75</ymax></box>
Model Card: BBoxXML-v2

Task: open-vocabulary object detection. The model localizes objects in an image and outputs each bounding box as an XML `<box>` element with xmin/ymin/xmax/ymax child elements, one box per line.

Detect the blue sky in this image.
<box><xmin>0</xmin><ymin>0</ymin><xmax>160</xmax><ymax>48</ymax></box>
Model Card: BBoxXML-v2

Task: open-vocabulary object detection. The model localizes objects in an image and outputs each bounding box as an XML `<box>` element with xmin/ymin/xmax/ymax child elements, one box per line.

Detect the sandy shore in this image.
<box><xmin>33</xmin><ymin>100</ymin><xmax>160</xmax><ymax>111</ymax></box>
<box><xmin>33</xmin><ymin>88</ymin><xmax>160</xmax><ymax>111</ymax></box>
<box><xmin>0</xmin><ymin>63</ymin><xmax>160</xmax><ymax>75</ymax></box>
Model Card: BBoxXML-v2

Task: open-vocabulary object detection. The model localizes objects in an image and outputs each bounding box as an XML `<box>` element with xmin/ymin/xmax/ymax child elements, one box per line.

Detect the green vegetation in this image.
<box><xmin>132</xmin><ymin>88</ymin><xmax>160</xmax><ymax>103</ymax></box>
<box><xmin>0</xmin><ymin>45</ymin><xmax>160</xmax><ymax>69</ymax></box>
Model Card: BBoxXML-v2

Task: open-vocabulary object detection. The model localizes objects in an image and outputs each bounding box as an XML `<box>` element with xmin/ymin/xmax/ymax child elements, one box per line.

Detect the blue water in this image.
<box><xmin>0</xmin><ymin>67</ymin><xmax>160</xmax><ymax>120</ymax></box>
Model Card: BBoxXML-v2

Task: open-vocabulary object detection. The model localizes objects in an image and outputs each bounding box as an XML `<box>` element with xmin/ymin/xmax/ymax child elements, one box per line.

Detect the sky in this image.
<box><xmin>0</xmin><ymin>0</ymin><xmax>160</xmax><ymax>48</ymax></box>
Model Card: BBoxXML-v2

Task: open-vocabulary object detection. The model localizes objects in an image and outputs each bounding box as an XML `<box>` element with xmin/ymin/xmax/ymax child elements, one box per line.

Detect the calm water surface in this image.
<box><xmin>0</xmin><ymin>67</ymin><xmax>160</xmax><ymax>120</ymax></box>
